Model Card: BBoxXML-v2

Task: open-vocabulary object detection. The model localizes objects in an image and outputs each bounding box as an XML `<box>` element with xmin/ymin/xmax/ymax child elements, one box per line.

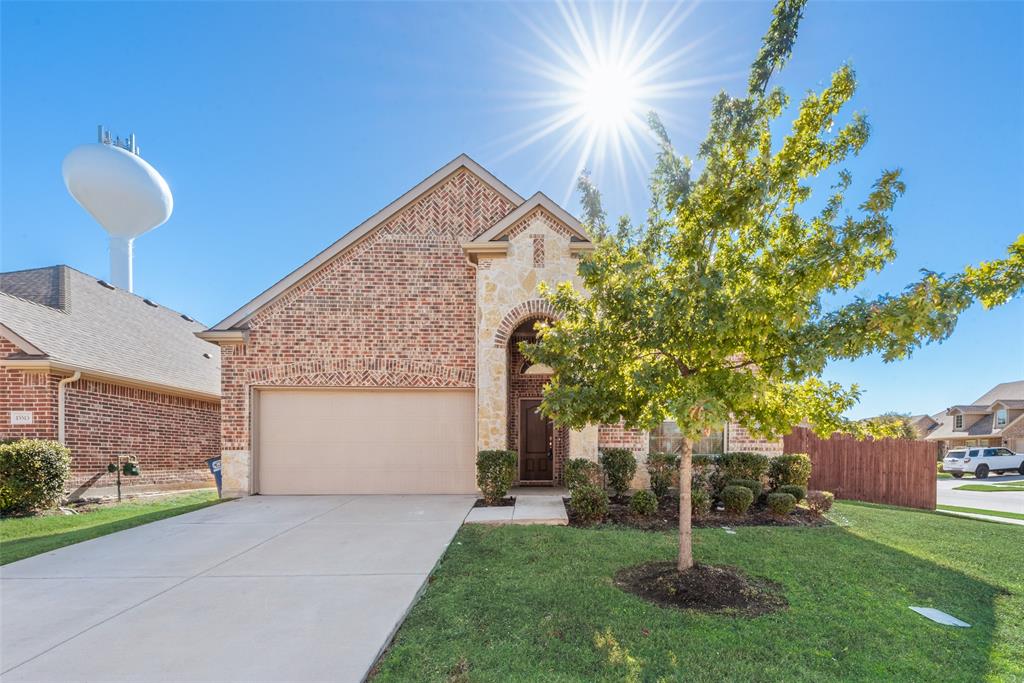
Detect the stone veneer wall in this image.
<box><xmin>216</xmin><ymin>169</ymin><xmax>516</xmax><ymax>496</ymax></box>
<box><xmin>475</xmin><ymin>207</ymin><xmax>599</xmax><ymax>463</ymax></box>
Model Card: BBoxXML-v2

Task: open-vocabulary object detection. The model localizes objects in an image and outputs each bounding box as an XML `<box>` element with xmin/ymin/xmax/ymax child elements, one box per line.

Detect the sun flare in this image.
<box><xmin>498</xmin><ymin>0</ymin><xmax>721</xmax><ymax>204</ymax></box>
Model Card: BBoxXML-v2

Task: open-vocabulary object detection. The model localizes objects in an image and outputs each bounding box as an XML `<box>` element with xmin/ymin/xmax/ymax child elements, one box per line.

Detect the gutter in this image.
<box><xmin>57</xmin><ymin>371</ymin><xmax>81</xmax><ymax>444</ymax></box>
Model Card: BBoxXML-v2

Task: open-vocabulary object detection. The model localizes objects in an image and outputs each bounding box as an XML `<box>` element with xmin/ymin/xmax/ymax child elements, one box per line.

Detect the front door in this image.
<box><xmin>520</xmin><ymin>399</ymin><xmax>553</xmax><ymax>481</ymax></box>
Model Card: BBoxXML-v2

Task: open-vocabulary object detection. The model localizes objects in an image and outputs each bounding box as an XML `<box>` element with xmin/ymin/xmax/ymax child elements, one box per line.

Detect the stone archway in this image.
<box><xmin>493</xmin><ymin>299</ymin><xmax>558</xmax><ymax>349</ymax></box>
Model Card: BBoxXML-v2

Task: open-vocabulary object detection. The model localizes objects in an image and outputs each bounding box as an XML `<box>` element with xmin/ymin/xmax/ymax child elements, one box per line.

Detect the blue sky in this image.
<box><xmin>2</xmin><ymin>1</ymin><xmax>1021</xmax><ymax>419</ymax></box>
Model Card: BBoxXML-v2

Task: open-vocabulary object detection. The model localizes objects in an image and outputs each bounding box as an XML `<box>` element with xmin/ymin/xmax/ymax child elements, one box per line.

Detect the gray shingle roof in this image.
<box><xmin>0</xmin><ymin>265</ymin><xmax>220</xmax><ymax>398</ymax></box>
<box><xmin>924</xmin><ymin>380</ymin><xmax>1024</xmax><ymax>441</ymax></box>
<box><xmin>973</xmin><ymin>381</ymin><xmax>1024</xmax><ymax>405</ymax></box>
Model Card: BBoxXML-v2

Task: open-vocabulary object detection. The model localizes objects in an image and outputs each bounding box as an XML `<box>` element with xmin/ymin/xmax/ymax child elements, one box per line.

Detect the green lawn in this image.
<box><xmin>937</xmin><ymin>505</ymin><xmax>1024</xmax><ymax>522</ymax></box>
<box><xmin>0</xmin><ymin>490</ymin><xmax>223</xmax><ymax>565</ymax></box>
<box><xmin>954</xmin><ymin>483</ymin><xmax>1024</xmax><ymax>492</ymax></box>
<box><xmin>374</xmin><ymin>502</ymin><xmax>1022</xmax><ymax>682</ymax></box>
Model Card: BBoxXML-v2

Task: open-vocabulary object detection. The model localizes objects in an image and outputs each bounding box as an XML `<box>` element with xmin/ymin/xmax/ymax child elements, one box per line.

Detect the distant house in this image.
<box><xmin>924</xmin><ymin>381</ymin><xmax>1024</xmax><ymax>453</ymax></box>
<box><xmin>0</xmin><ymin>265</ymin><xmax>221</xmax><ymax>498</ymax></box>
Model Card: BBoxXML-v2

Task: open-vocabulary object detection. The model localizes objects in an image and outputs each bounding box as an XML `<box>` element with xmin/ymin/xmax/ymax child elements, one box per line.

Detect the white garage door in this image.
<box><xmin>256</xmin><ymin>389</ymin><xmax>476</xmax><ymax>494</ymax></box>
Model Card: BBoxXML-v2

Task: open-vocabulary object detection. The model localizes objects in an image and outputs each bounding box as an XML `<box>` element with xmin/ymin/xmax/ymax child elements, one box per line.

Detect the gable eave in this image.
<box><xmin>0</xmin><ymin>321</ymin><xmax>46</xmax><ymax>356</ymax></box>
<box><xmin>471</xmin><ymin>192</ymin><xmax>590</xmax><ymax>244</ymax></box>
<box><xmin>207</xmin><ymin>154</ymin><xmax>526</xmax><ymax>331</ymax></box>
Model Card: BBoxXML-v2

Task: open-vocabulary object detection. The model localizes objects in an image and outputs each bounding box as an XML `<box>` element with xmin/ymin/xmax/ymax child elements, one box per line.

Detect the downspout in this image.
<box><xmin>57</xmin><ymin>371</ymin><xmax>81</xmax><ymax>444</ymax></box>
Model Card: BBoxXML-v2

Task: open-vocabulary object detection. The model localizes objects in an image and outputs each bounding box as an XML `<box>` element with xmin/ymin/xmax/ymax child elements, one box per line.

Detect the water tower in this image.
<box><xmin>62</xmin><ymin>126</ymin><xmax>173</xmax><ymax>292</ymax></box>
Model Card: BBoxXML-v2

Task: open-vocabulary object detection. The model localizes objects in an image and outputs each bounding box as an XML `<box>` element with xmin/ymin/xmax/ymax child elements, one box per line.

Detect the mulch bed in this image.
<box><xmin>564</xmin><ymin>494</ymin><xmax>830</xmax><ymax>531</ymax></box>
<box><xmin>614</xmin><ymin>561</ymin><xmax>788</xmax><ymax>616</ymax></box>
<box><xmin>473</xmin><ymin>497</ymin><xmax>515</xmax><ymax>508</ymax></box>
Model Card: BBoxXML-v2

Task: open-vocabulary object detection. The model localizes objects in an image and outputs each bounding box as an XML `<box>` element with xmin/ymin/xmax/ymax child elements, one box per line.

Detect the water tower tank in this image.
<box><xmin>62</xmin><ymin>127</ymin><xmax>173</xmax><ymax>292</ymax></box>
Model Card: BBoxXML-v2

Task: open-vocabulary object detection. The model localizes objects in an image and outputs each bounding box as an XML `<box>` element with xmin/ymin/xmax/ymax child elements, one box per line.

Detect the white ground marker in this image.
<box><xmin>909</xmin><ymin>606</ymin><xmax>970</xmax><ymax>627</ymax></box>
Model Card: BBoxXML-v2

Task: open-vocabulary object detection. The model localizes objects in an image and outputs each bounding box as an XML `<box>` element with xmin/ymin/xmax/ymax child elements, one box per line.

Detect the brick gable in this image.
<box><xmin>219</xmin><ymin>168</ymin><xmax>517</xmax><ymax>452</ymax></box>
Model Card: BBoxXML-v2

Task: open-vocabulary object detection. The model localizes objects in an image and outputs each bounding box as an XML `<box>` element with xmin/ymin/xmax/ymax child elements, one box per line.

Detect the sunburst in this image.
<box><xmin>494</xmin><ymin>0</ymin><xmax>728</xmax><ymax>205</ymax></box>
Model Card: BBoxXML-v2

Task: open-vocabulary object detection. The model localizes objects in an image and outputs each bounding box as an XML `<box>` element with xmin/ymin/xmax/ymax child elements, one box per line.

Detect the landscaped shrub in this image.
<box><xmin>476</xmin><ymin>450</ymin><xmax>516</xmax><ymax>504</ymax></box>
<box><xmin>630</xmin><ymin>489</ymin><xmax>658</xmax><ymax>517</ymax></box>
<box><xmin>570</xmin><ymin>484</ymin><xmax>609</xmax><ymax>524</ymax></box>
<box><xmin>564</xmin><ymin>458</ymin><xmax>602</xmax><ymax>493</ymax></box>
<box><xmin>721</xmin><ymin>484</ymin><xmax>754</xmax><ymax>516</ymax></box>
<box><xmin>713</xmin><ymin>452</ymin><xmax>769</xmax><ymax>493</ymax></box>
<box><xmin>691</xmin><ymin>487</ymin><xmax>712</xmax><ymax>519</ymax></box>
<box><xmin>777</xmin><ymin>484</ymin><xmax>806</xmax><ymax>502</ymax></box>
<box><xmin>0</xmin><ymin>439</ymin><xmax>71</xmax><ymax>515</ymax></box>
<box><xmin>599</xmin><ymin>448</ymin><xmax>637</xmax><ymax>497</ymax></box>
<box><xmin>767</xmin><ymin>492</ymin><xmax>796</xmax><ymax>517</ymax></box>
<box><xmin>767</xmin><ymin>453</ymin><xmax>812</xmax><ymax>489</ymax></box>
<box><xmin>646</xmin><ymin>451</ymin><xmax>679</xmax><ymax>498</ymax></box>
<box><xmin>729</xmin><ymin>478</ymin><xmax>762</xmax><ymax>500</ymax></box>
<box><xmin>806</xmin><ymin>490</ymin><xmax>835</xmax><ymax>515</ymax></box>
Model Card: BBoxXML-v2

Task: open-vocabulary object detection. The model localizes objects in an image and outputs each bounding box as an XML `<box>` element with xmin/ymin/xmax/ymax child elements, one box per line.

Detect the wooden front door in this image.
<box><xmin>520</xmin><ymin>399</ymin><xmax>553</xmax><ymax>481</ymax></box>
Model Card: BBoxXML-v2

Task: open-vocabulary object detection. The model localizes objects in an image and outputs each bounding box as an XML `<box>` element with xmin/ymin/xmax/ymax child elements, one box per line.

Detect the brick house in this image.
<box><xmin>198</xmin><ymin>155</ymin><xmax>780</xmax><ymax>497</ymax></box>
<box><xmin>0</xmin><ymin>265</ymin><xmax>221</xmax><ymax>498</ymax></box>
<box><xmin>923</xmin><ymin>380</ymin><xmax>1024</xmax><ymax>454</ymax></box>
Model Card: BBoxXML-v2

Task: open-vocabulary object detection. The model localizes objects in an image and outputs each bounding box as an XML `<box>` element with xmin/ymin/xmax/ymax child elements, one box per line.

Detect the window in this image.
<box><xmin>968</xmin><ymin>449</ymin><xmax>981</xmax><ymax>458</ymax></box>
<box><xmin>996</xmin><ymin>409</ymin><xmax>1008</xmax><ymax>427</ymax></box>
<box><xmin>953</xmin><ymin>414</ymin><xmax>964</xmax><ymax>430</ymax></box>
<box><xmin>649</xmin><ymin>421</ymin><xmax>724</xmax><ymax>455</ymax></box>
<box><xmin>983</xmin><ymin>448</ymin><xmax>998</xmax><ymax>458</ymax></box>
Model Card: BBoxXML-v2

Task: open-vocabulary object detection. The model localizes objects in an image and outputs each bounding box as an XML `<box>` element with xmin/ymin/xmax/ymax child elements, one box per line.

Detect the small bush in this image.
<box><xmin>767</xmin><ymin>492</ymin><xmax>796</xmax><ymax>517</ymax></box>
<box><xmin>0</xmin><ymin>439</ymin><xmax>71</xmax><ymax>515</ymax></box>
<box><xmin>691</xmin><ymin>453</ymin><xmax>716</xmax><ymax>471</ymax></box>
<box><xmin>599</xmin><ymin>448</ymin><xmax>637</xmax><ymax>497</ymax></box>
<box><xmin>476</xmin><ymin>450</ymin><xmax>516</xmax><ymax>504</ymax></box>
<box><xmin>564</xmin><ymin>458</ymin><xmax>602</xmax><ymax>493</ymax></box>
<box><xmin>629</xmin><ymin>489</ymin><xmax>658</xmax><ymax>517</ymax></box>
<box><xmin>691</xmin><ymin>487</ymin><xmax>712</xmax><ymax>519</ymax></box>
<box><xmin>570</xmin><ymin>484</ymin><xmax>609</xmax><ymax>524</ymax></box>
<box><xmin>721</xmin><ymin>485</ymin><xmax>754</xmax><ymax>516</ymax></box>
<box><xmin>777</xmin><ymin>484</ymin><xmax>806</xmax><ymax>502</ymax></box>
<box><xmin>729</xmin><ymin>478</ymin><xmax>762</xmax><ymax>500</ymax></box>
<box><xmin>767</xmin><ymin>453</ymin><xmax>812</xmax><ymax>489</ymax></box>
<box><xmin>713</xmin><ymin>452</ymin><xmax>769</xmax><ymax>493</ymax></box>
<box><xmin>806</xmin><ymin>490</ymin><xmax>835</xmax><ymax>515</ymax></box>
<box><xmin>646</xmin><ymin>451</ymin><xmax>679</xmax><ymax>498</ymax></box>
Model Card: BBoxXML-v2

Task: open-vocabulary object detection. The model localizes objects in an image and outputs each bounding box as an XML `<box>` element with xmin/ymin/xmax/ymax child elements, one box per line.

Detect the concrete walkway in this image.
<box><xmin>1</xmin><ymin>494</ymin><xmax>475</xmax><ymax>683</ymax></box>
<box><xmin>464</xmin><ymin>487</ymin><xmax>568</xmax><ymax>525</ymax></box>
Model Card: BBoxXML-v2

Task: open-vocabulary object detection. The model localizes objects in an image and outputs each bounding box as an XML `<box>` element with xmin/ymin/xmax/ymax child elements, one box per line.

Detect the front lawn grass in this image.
<box><xmin>374</xmin><ymin>501</ymin><xmax>1022</xmax><ymax>682</ymax></box>
<box><xmin>0</xmin><ymin>490</ymin><xmax>222</xmax><ymax>565</ymax></box>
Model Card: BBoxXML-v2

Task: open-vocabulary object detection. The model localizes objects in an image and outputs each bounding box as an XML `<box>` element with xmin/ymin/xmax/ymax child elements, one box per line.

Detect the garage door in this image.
<box><xmin>256</xmin><ymin>389</ymin><xmax>476</xmax><ymax>494</ymax></box>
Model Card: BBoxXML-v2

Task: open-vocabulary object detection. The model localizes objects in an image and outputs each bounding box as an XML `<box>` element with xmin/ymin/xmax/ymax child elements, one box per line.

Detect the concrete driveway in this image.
<box><xmin>1</xmin><ymin>494</ymin><xmax>475</xmax><ymax>683</ymax></box>
<box><xmin>937</xmin><ymin>474</ymin><xmax>1024</xmax><ymax>515</ymax></box>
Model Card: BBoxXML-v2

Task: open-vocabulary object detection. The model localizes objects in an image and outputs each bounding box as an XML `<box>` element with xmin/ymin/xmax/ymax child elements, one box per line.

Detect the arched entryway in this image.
<box><xmin>506</xmin><ymin>317</ymin><xmax>568</xmax><ymax>484</ymax></box>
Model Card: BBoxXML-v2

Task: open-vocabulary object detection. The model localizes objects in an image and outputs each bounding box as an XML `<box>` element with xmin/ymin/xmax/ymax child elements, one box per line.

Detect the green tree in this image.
<box><xmin>526</xmin><ymin>0</ymin><xmax>1023</xmax><ymax>572</ymax></box>
<box><xmin>860</xmin><ymin>412</ymin><xmax>919</xmax><ymax>440</ymax></box>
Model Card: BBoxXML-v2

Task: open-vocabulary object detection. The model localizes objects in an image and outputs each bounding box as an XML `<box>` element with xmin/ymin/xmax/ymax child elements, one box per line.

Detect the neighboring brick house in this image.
<box><xmin>0</xmin><ymin>265</ymin><xmax>221</xmax><ymax>497</ymax></box>
<box><xmin>198</xmin><ymin>155</ymin><xmax>780</xmax><ymax>497</ymax></box>
<box><xmin>924</xmin><ymin>380</ymin><xmax>1024</xmax><ymax>454</ymax></box>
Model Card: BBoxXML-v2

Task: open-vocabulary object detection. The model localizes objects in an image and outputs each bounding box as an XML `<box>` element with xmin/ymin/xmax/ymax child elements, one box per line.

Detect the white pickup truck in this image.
<box><xmin>942</xmin><ymin>447</ymin><xmax>1024</xmax><ymax>479</ymax></box>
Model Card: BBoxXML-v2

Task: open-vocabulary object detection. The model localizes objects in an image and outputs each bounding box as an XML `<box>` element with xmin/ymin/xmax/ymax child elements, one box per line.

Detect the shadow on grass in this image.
<box><xmin>0</xmin><ymin>500</ymin><xmax>223</xmax><ymax>565</ymax></box>
<box><xmin>373</xmin><ymin>506</ymin><xmax>1019</xmax><ymax>682</ymax></box>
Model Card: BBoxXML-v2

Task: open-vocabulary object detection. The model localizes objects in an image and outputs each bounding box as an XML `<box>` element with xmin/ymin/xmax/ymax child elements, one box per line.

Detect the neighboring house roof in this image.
<box><xmin>924</xmin><ymin>380</ymin><xmax>1024</xmax><ymax>441</ymax></box>
<box><xmin>204</xmin><ymin>153</ymin><xmax>531</xmax><ymax>333</ymax></box>
<box><xmin>0</xmin><ymin>265</ymin><xmax>220</xmax><ymax>399</ymax></box>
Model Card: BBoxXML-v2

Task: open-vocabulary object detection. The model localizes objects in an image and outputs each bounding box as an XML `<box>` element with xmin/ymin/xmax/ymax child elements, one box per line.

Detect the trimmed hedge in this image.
<box><xmin>807</xmin><ymin>490</ymin><xmax>835</xmax><ymax>515</ymax></box>
<box><xmin>767</xmin><ymin>492</ymin><xmax>796</xmax><ymax>517</ymax></box>
<box><xmin>729</xmin><ymin>478</ymin><xmax>763</xmax><ymax>500</ymax></box>
<box><xmin>777</xmin><ymin>484</ymin><xmax>806</xmax><ymax>502</ymax></box>
<box><xmin>646</xmin><ymin>451</ymin><xmax>679</xmax><ymax>498</ymax></box>
<box><xmin>476</xmin><ymin>450</ymin><xmax>516</xmax><ymax>504</ymax></box>
<box><xmin>691</xmin><ymin>487</ymin><xmax>712</xmax><ymax>519</ymax></box>
<box><xmin>768</xmin><ymin>453</ymin><xmax>812</xmax><ymax>489</ymax></box>
<box><xmin>599</xmin><ymin>448</ymin><xmax>637</xmax><ymax>497</ymax></box>
<box><xmin>629</xmin><ymin>489</ymin><xmax>658</xmax><ymax>517</ymax></box>
<box><xmin>713</xmin><ymin>452</ymin><xmax>769</xmax><ymax>493</ymax></box>
<box><xmin>564</xmin><ymin>458</ymin><xmax>602</xmax><ymax>493</ymax></box>
<box><xmin>0</xmin><ymin>439</ymin><xmax>71</xmax><ymax>515</ymax></box>
<box><xmin>570</xmin><ymin>484</ymin><xmax>609</xmax><ymax>524</ymax></box>
<box><xmin>722</xmin><ymin>484</ymin><xmax>754</xmax><ymax>516</ymax></box>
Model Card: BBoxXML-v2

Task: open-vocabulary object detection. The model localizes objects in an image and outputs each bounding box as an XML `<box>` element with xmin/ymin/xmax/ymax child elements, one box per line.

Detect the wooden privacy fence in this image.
<box><xmin>783</xmin><ymin>427</ymin><xmax>938</xmax><ymax>510</ymax></box>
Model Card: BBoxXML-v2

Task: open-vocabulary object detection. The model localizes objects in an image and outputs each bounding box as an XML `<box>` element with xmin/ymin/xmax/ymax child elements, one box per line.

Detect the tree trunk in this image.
<box><xmin>678</xmin><ymin>436</ymin><xmax>694</xmax><ymax>571</ymax></box>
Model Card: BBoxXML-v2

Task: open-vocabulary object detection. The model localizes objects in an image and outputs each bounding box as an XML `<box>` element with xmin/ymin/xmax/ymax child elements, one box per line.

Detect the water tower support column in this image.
<box><xmin>109</xmin><ymin>236</ymin><xmax>134</xmax><ymax>291</ymax></box>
